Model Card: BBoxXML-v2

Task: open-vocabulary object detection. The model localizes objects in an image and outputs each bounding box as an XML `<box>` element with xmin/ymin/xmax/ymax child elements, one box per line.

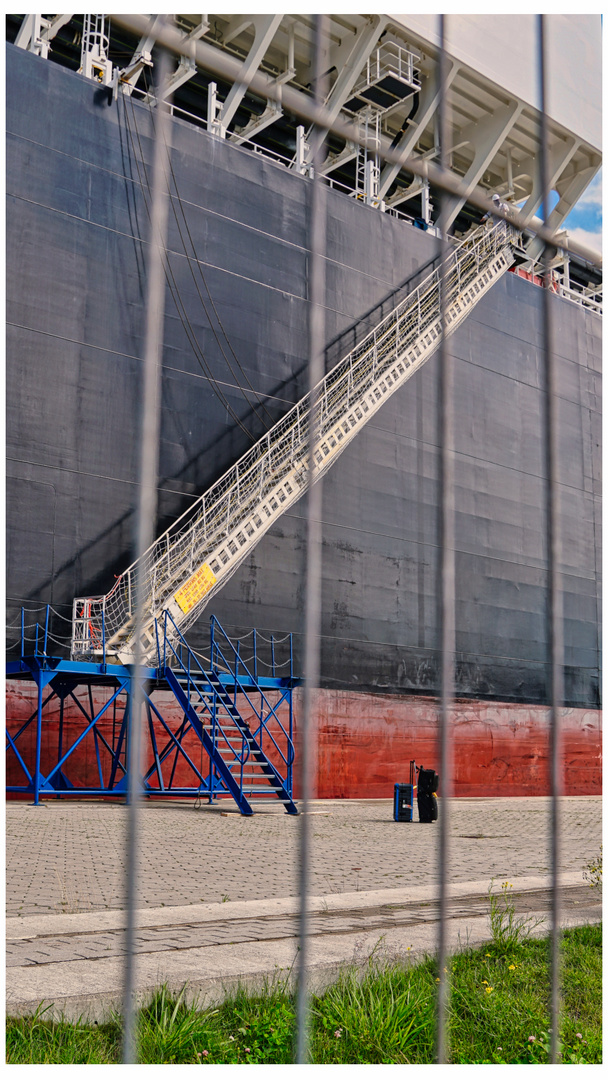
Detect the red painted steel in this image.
<box><xmin>6</xmin><ymin>682</ymin><xmax>601</xmax><ymax>799</ymax></box>
<box><xmin>310</xmin><ymin>689</ymin><xmax>602</xmax><ymax>798</ymax></box>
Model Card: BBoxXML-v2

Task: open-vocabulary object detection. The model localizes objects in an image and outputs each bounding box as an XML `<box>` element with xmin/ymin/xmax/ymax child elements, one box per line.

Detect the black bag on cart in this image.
<box><xmin>417</xmin><ymin>767</ymin><xmax>439</xmax><ymax>822</ymax></box>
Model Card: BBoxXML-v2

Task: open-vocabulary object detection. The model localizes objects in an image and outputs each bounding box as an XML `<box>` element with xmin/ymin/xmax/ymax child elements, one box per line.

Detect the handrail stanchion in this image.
<box><xmin>253</xmin><ymin>628</ymin><xmax>257</xmax><ymax>679</ymax></box>
<box><xmin>35</xmin><ymin>620</ymin><xmax>39</xmax><ymax>658</ymax></box>
<box><xmin>271</xmin><ymin>634</ymin><xmax>276</xmax><ymax>678</ymax></box>
<box><xmin>21</xmin><ymin>608</ymin><xmax>25</xmax><ymax>661</ymax></box>
<box><xmin>102</xmin><ymin>608</ymin><xmax>106</xmax><ymax>671</ymax></box>
<box><xmin>288</xmin><ymin>679</ymin><xmax>294</xmax><ymax>796</ymax></box>
<box><xmin>43</xmin><ymin>605</ymin><xmax>50</xmax><ymax>657</ymax></box>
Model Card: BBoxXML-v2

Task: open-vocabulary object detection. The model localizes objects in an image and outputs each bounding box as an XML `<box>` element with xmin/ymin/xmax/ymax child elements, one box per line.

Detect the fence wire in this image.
<box><xmin>537</xmin><ymin>14</ymin><xmax>564</xmax><ymax>1066</ymax></box>
<box><xmin>8</xmin><ymin>11</ymin><xmax>577</xmax><ymax>1064</ymax></box>
<box><xmin>122</xmin><ymin>46</ymin><xmax>172</xmax><ymax>1066</ymax></box>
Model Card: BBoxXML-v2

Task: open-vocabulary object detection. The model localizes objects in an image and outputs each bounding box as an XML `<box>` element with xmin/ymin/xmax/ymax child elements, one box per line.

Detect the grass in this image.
<box><xmin>6</xmin><ymin>923</ymin><xmax>601</xmax><ymax>1064</ymax></box>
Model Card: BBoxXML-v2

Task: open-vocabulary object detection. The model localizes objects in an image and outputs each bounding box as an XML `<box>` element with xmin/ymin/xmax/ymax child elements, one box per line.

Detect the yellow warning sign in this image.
<box><xmin>174</xmin><ymin>563</ymin><xmax>217</xmax><ymax>615</ymax></box>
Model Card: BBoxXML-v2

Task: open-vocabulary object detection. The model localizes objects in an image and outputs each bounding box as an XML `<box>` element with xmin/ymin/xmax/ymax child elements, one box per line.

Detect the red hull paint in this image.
<box><xmin>6</xmin><ymin>682</ymin><xmax>602</xmax><ymax>798</ymax></box>
<box><xmin>312</xmin><ymin>689</ymin><xmax>602</xmax><ymax>798</ymax></box>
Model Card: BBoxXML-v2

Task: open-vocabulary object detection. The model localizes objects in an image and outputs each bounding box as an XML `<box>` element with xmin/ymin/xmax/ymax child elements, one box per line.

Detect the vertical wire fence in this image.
<box><xmin>122</xmin><ymin>46</ymin><xmax>172</xmax><ymax>1065</ymax></box>
<box><xmin>296</xmin><ymin>14</ymin><xmax>328</xmax><ymax>1064</ymax></box>
<box><xmin>435</xmin><ymin>12</ymin><xmax>455</xmax><ymax>1064</ymax></box>
<box><xmin>537</xmin><ymin>13</ymin><xmax>564</xmax><ymax>1066</ymax></box>
<box><xmin>94</xmin><ymin>13</ymin><xmax>569</xmax><ymax>1062</ymax></box>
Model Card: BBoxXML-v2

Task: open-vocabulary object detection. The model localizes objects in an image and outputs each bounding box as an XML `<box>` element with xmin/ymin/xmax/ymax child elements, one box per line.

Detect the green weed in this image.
<box><xmin>312</xmin><ymin>959</ymin><xmax>435</xmax><ymax>1063</ymax></box>
<box><xmin>488</xmin><ymin>879</ymin><xmax>545</xmax><ymax>950</ymax></box>
<box><xmin>584</xmin><ymin>846</ymin><xmax>602</xmax><ymax>890</ymax></box>
<box><xmin>6</xmin><ymin>924</ymin><xmax>601</xmax><ymax>1064</ymax></box>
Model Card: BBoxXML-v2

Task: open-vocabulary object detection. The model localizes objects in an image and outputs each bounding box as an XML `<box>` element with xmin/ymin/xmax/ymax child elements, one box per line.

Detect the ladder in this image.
<box><xmin>159</xmin><ymin>612</ymin><xmax>297</xmax><ymax>814</ymax></box>
<box><xmin>72</xmin><ymin>222</ymin><xmax>516</xmax><ymax>664</ymax></box>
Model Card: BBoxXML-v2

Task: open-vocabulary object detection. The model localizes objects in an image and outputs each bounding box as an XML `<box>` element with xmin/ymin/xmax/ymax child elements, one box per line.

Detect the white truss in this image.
<box><xmin>72</xmin><ymin>222</ymin><xmax>516</xmax><ymax>665</ymax></box>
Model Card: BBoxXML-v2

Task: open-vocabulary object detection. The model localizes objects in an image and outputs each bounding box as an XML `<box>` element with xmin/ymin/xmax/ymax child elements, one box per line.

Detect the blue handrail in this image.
<box><xmin>159</xmin><ymin>610</ymin><xmax>295</xmax><ymax>773</ymax></box>
<box><xmin>159</xmin><ymin>611</ymin><xmax>251</xmax><ymax>767</ymax></box>
<box><xmin>207</xmin><ymin>616</ymin><xmax>294</xmax><ymax>768</ymax></box>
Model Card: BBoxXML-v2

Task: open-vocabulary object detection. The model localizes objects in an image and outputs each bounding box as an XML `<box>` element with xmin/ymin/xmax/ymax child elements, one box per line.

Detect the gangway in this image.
<box><xmin>72</xmin><ymin>222</ymin><xmax>516</xmax><ymax>665</ymax></box>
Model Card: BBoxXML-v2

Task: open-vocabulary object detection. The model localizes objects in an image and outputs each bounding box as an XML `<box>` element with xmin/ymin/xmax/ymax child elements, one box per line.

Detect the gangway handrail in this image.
<box><xmin>159</xmin><ymin>612</ymin><xmax>253</xmax><ymax>766</ymax></box>
<box><xmin>72</xmin><ymin>221</ymin><xmax>517</xmax><ymax>662</ymax></box>
<box><xmin>209</xmin><ymin>615</ymin><xmax>294</xmax><ymax>766</ymax></box>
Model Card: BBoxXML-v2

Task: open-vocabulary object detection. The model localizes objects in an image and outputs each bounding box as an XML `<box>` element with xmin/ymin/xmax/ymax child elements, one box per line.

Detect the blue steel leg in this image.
<box><xmin>288</xmin><ymin>686</ymin><xmax>294</xmax><ymax>797</ymax></box>
<box><xmin>56</xmin><ymin>692</ymin><xmax>65</xmax><ymax>798</ymax></box>
<box><xmin>33</xmin><ymin>678</ymin><xmax>44</xmax><ymax>804</ymax></box>
<box><xmin>125</xmin><ymin>675</ymin><xmax>135</xmax><ymax>805</ymax></box>
<box><xmin>31</xmin><ymin>671</ymin><xmax>55</xmax><ymax>805</ymax></box>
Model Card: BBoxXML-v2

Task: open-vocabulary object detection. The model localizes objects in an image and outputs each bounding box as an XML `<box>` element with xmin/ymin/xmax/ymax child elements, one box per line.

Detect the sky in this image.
<box><xmin>562</xmin><ymin>170</ymin><xmax>602</xmax><ymax>256</ymax></box>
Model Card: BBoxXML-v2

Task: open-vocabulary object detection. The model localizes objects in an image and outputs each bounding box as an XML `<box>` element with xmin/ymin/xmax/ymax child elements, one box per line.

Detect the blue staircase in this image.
<box><xmin>157</xmin><ymin>613</ymin><xmax>298</xmax><ymax>815</ymax></box>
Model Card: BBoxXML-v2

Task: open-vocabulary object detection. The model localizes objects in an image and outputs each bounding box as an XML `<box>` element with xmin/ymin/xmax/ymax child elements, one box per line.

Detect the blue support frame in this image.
<box><xmin>6</xmin><ymin>608</ymin><xmax>300</xmax><ymax>814</ymax></box>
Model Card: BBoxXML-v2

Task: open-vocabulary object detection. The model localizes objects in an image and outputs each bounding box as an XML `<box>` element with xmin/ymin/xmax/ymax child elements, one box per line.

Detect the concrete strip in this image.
<box><xmin>7</xmin><ymin>907</ymin><xmax>599</xmax><ymax>1023</ymax></box>
<box><xmin>5</xmin><ymin>872</ymin><xmax>586</xmax><ymax>941</ymax></box>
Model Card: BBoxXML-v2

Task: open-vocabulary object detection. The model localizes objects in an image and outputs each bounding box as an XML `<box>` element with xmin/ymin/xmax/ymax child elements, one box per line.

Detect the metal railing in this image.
<box><xmin>71</xmin><ymin>220</ymin><xmax>515</xmax><ymax>665</ymax></box>
<box><xmin>158</xmin><ymin>610</ymin><xmax>295</xmax><ymax>799</ymax></box>
<box><xmin>352</xmin><ymin>40</ymin><xmax>422</xmax><ymax>98</ymax></box>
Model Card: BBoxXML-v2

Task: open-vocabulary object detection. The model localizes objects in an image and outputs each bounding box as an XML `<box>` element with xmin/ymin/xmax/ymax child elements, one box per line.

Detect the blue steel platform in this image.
<box><xmin>6</xmin><ymin>613</ymin><xmax>299</xmax><ymax>814</ymax></box>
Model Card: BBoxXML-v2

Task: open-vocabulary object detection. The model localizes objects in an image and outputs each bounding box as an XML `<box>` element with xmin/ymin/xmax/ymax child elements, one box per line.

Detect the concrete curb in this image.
<box><xmin>6</xmin><ymin>871</ymin><xmax>585</xmax><ymax>940</ymax></box>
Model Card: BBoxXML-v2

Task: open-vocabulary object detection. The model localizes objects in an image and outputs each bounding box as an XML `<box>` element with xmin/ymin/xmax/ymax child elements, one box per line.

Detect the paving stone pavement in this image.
<box><xmin>6</xmin><ymin>876</ymin><xmax>600</xmax><ymax>1021</ymax></box>
<box><xmin>6</xmin><ymin>797</ymin><xmax>602</xmax><ymax>1020</ymax></box>
<box><xmin>6</xmin><ymin>796</ymin><xmax>601</xmax><ymax>917</ymax></box>
<box><xmin>6</xmin><ymin>884</ymin><xmax>599</xmax><ymax>971</ymax></box>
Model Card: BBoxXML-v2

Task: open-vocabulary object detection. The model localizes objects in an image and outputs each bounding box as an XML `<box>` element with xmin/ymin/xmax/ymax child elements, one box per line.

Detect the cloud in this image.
<box><xmin>562</xmin><ymin>225</ymin><xmax>602</xmax><ymax>257</ymax></box>
<box><xmin>563</xmin><ymin>169</ymin><xmax>602</xmax><ymax>244</ymax></box>
<box><xmin>575</xmin><ymin>170</ymin><xmax>602</xmax><ymax>209</ymax></box>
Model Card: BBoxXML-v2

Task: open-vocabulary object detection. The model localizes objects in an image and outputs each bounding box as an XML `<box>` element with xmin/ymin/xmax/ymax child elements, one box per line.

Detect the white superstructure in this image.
<box><xmin>12</xmin><ymin>13</ymin><xmax>601</xmax><ymax>249</ymax></box>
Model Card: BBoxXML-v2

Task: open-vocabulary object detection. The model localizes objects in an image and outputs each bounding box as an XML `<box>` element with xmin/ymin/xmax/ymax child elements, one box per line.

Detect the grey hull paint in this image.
<box><xmin>6</xmin><ymin>44</ymin><xmax>601</xmax><ymax>707</ymax></box>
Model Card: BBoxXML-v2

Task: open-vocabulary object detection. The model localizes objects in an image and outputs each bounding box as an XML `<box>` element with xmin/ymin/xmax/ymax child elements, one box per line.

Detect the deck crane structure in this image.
<box><xmin>72</xmin><ymin>221</ymin><xmax>516</xmax><ymax>666</ymax></box>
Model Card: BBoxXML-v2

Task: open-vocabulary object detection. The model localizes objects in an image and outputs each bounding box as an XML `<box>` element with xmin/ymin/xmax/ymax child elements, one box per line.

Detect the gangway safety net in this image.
<box><xmin>72</xmin><ymin>221</ymin><xmax>516</xmax><ymax>663</ymax></box>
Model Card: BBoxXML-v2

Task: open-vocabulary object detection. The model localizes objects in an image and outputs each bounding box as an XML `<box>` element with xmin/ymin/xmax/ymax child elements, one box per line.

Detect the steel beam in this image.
<box><xmin>119</xmin><ymin>14</ymin><xmax>165</xmax><ymax>90</ymax></box>
<box><xmin>386</xmin><ymin>178</ymin><xmax>424</xmax><ymax>208</ymax></box>
<box><xmin>145</xmin><ymin>19</ymin><xmax>210</xmax><ymax>103</ymax></box>
<box><xmin>15</xmin><ymin>14</ymin><xmax>40</xmax><ymax>50</ymax></box>
<box><xmin>319</xmin><ymin>141</ymin><xmax>358</xmax><ymax>176</ymax></box>
<box><xmin>321</xmin><ymin>15</ymin><xmax>386</xmax><ymax>125</ymax></box>
<box><xmin>230</xmin><ymin>101</ymin><xmax>283</xmax><ymax>145</ymax></box>
<box><xmin>14</xmin><ymin>14</ymin><xmax>72</xmax><ymax>57</ymax></box>
<box><xmin>438</xmin><ymin>100</ymin><xmax>523</xmax><ymax>233</ymax></box>
<box><xmin>151</xmin><ymin>57</ymin><xmax>197</xmax><ymax>102</ymax></box>
<box><xmin>212</xmin><ymin>14</ymin><xmax>283</xmax><ymax>136</ymax></box>
<box><xmin>104</xmin><ymin>15</ymin><xmax>601</xmax><ymax>266</ymax></box>
<box><xmin>311</xmin><ymin>16</ymin><xmax>386</xmax><ymax>169</ymax></box>
<box><xmin>526</xmin><ymin>162</ymin><xmax>601</xmax><ymax>261</ymax></box>
<box><xmin>516</xmin><ymin>136</ymin><xmax>580</xmax><ymax>225</ymax></box>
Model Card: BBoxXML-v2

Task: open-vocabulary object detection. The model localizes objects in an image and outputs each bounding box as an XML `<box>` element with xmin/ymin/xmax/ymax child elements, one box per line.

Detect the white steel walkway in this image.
<box><xmin>72</xmin><ymin>222</ymin><xmax>515</xmax><ymax>664</ymax></box>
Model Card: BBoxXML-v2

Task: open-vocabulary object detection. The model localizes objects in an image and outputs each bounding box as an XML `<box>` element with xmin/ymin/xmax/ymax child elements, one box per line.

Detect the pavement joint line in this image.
<box><xmin>6</xmin><ymin>872</ymin><xmax>585</xmax><ymax>941</ymax></box>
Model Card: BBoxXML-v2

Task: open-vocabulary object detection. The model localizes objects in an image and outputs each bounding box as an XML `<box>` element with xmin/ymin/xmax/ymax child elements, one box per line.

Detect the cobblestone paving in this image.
<box><xmin>7</xmin><ymin>887</ymin><xmax>599</xmax><ymax>970</ymax></box>
<box><xmin>6</xmin><ymin>797</ymin><xmax>601</xmax><ymax>917</ymax></box>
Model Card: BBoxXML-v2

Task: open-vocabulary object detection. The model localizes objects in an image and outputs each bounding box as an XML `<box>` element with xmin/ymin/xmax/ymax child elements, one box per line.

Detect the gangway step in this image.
<box><xmin>72</xmin><ymin>221</ymin><xmax>516</xmax><ymax>665</ymax></box>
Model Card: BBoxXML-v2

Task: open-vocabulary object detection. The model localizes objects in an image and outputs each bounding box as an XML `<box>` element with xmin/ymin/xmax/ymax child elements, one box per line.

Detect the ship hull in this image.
<box><xmin>6</xmin><ymin>44</ymin><xmax>601</xmax><ymax>794</ymax></box>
